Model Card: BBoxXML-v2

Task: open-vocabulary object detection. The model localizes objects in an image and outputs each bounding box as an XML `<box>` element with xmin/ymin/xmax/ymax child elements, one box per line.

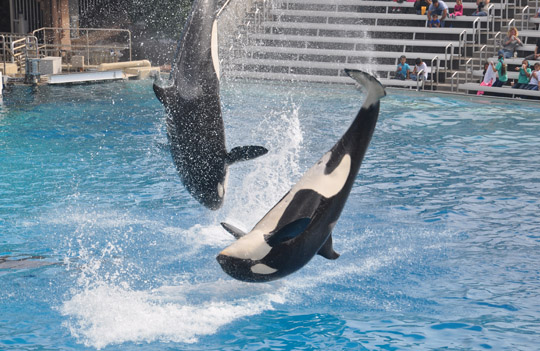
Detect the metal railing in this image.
<box><xmin>492</xmin><ymin>31</ymin><xmax>502</xmax><ymax>56</ymax></box>
<box><xmin>520</xmin><ymin>5</ymin><xmax>530</xmax><ymax>30</ymax></box>
<box><xmin>430</xmin><ymin>56</ymin><xmax>440</xmax><ymax>91</ymax></box>
<box><xmin>0</xmin><ymin>35</ymin><xmax>6</xmax><ymax>75</ymax></box>
<box><xmin>445</xmin><ymin>43</ymin><xmax>454</xmax><ymax>82</ymax></box>
<box><xmin>450</xmin><ymin>70</ymin><xmax>459</xmax><ymax>92</ymax></box>
<box><xmin>31</xmin><ymin>27</ymin><xmax>132</xmax><ymax>66</ymax></box>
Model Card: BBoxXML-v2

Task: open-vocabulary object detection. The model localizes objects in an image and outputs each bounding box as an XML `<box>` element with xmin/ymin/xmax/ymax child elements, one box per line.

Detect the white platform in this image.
<box><xmin>47</xmin><ymin>70</ymin><xmax>126</xmax><ymax>84</ymax></box>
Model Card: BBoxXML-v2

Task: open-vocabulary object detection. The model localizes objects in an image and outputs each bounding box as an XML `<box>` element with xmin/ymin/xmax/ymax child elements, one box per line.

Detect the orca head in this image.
<box><xmin>216</xmin><ymin>225</ymin><xmax>282</xmax><ymax>282</ymax></box>
<box><xmin>216</xmin><ymin>254</ymin><xmax>278</xmax><ymax>282</ymax></box>
<box><xmin>192</xmin><ymin>165</ymin><xmax>229</xmax><ymax>210</ymax></box>
<box><xmin>216</xmin><ymin>218</ymin><xmax>313</xmax><ymax>282</ymax></box>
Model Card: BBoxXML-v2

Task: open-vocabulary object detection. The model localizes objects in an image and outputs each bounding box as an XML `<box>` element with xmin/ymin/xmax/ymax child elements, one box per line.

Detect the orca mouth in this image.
<box><xmin>216</xmin><ymin>254</ymin><xmax>254</xmax><ymax>282</ymax></box>
<box><xmin>216</xmin><ymin>254</ymin><xmax>229</xmax><ymax>268</ymax></box>
<box><xmin>216</xmin><ymin>254</ymin><xmax>278</xmax><ymax>283</ymax></box>
<box><xmin>195</xmin><ymin>193</ymin><xmax>223</xmax><ymax>211</ymax></box>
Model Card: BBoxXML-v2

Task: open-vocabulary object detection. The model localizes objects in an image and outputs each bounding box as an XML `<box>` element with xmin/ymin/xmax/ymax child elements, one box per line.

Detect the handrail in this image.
<box><xmin>479</xmin><ymin>44</ymin><xmax>488</xmax><ymax>68</ymax></box>
<box><xmin>450</xmin><ymin>71</ymin><xmax>458</xmax><ymax>92</ymax></box>
<box><xmin>465</xmin><ymin>57</ymin><xmax>473</xmax><ymax>82</ymax></box>
<box><xmin>507</xmin><ymin>18</ymin><xmax>515</xmax><ymax>29</ymax></box>
<box><xmin>459</xmin><ymin>30</ymin><xmax>467</xmax><ymax>57</ymax></box>
<box><xmin>521</xmin><ymin>5</ymin><xmax>529</xmax><ymax>31</ymax></box>
<box><xmin>472</xmin><ymin>17</ymin><xmax>479</xmax><ymax>45</ymax></box>
<box><xmin>429</xmin><ymin>56</ymin><xmax>440</xmax><ymax>91</ymax></box>
<box><xmin>31</xmin><ymin>27</ymin><xmax>132</xmax><ymax>64</ymax></box>
<box><xmin>0</xmin><ymin>35</ymin><xmax>5</xmax><ymax>75</ymax></box>
<box><xmin>493</xmin><ymin>31</ymin><xmax>501</xmax><ymax>56</ymax></box>
<box><xmin>445</xmin><ymin>42</ymin><xmax>453</xmax><ymax>81</ymax></box>
<box><xmin>486</xmin><ymin>4</ymin><xmax>494</xmax><ymax>34</ymax></box>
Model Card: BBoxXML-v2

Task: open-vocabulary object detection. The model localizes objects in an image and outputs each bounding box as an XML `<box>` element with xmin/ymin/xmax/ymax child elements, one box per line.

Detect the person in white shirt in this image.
<box><xmin>524</xmin><ymin>62</ymin><xmax>539</xmax><ymax>91</ymax></box>
<box><xmin>411</xmin><ymin>58</ymin><xmax>429</xmax><ymax>81</ymax></box>
<box><xmin>477</xmin><ymin>61</ymin><xmax>497</xmax><ymax>95</ymax></box>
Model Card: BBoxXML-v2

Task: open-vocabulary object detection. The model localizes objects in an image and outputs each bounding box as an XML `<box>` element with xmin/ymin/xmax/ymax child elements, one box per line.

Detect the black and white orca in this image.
<box><xmin>153</xmin><ymin>0</ymin><xmax>268</xmax><ymax>210</ymax></box>
<box><xmin>216</xmin><ymin>70</ymin><xmax>385</xmax><ymax>282</ymax></box>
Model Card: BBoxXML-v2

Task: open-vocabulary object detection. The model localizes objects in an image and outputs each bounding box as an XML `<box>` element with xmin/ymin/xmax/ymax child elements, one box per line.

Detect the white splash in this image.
<box><xmin>61</xmin><ymin>282</ymin><xmax>286</xmax><ymax>349</ymax></box>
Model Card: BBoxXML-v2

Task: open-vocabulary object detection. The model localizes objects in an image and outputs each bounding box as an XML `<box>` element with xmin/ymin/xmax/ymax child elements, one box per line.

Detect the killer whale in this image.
<box><xmin>216</xmin><ymin>70</ymin><xmax>386</xmax><ymax>282</ymax></box>
<box><xmin>153</xmin><ymin>0</ymin><xmax>268</xmax><ymax>210</ymax></box>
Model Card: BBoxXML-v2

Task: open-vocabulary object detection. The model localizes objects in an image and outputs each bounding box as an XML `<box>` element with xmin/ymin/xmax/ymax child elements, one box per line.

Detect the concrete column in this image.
<box><xmin>50</xmin><ymin>0</ymin><xmax>71</xmax><ymax>51</ymax></box>
<box><xmin>9</xmin><ymin>0</ymin><xmax>15</xmax><ymax>33</ymax></box>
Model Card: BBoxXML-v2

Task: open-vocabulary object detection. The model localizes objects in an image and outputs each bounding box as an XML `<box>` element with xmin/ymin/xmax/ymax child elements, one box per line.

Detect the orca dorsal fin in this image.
<box><xmin>266</xmin><ymin>218</ymin><xmax>311</xmax><ymax>247</ymax></box>
<box><xmin>317</xmin><ymin>234</ymin><xmax>340</xmax><ymax>260</ymax></box>
<box><xmin>227</xmin><ymin>146</ymin><xmax>268</xmax><ymax>165</ymax></box>
<box><xmin>221</xmin><ymin>222</ymin><xmax>247</xmax><ymax>239</ymax></box>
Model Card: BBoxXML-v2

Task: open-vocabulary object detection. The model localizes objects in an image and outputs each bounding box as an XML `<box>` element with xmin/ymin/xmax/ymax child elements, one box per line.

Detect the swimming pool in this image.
<box><xmin>1</xmin><ymin>80</ymin><xmax>539</xmax><ymax>350</ymax></box>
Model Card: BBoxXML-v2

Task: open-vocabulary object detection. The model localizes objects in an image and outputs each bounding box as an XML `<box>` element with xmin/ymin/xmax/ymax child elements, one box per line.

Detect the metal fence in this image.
<box><xmin>31</xmin><ymin>27</ymin><xmax>132</xmax><ymax>66</ymax></box>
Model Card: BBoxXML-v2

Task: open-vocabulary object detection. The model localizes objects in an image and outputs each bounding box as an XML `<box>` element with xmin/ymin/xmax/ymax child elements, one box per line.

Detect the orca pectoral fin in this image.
<box><xmin>266</xmin><ymin>218</ymin><xmax>311</xmax><ymax>247</ymax></box>
<box><xmin>318</xmin><ymin>234</ymin><xmax>340</xmax><ymax>260</ymax></box>
<box><xmin>221</xmin><ymin>222</ymin><xmax>247</xmax><ymax>239</ymax></box>
<box><xmin>227</xmin><ymin>146</ymin><xmax>268</xmax><ymax>165</ymax></box>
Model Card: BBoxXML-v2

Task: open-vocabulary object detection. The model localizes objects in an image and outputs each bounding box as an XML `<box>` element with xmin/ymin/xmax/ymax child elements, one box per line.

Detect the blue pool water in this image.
<box><xmin>1</xmin><ymin>80</ymin><xmax>539</xmax><ymax>350</ymax></box>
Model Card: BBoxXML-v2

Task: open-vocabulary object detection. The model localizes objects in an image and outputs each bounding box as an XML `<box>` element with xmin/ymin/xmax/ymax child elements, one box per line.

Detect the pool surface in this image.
<box><xmin>1</xmin><ymin>80</ymin><xmax>539</xmax><ymax>350</ymax></box>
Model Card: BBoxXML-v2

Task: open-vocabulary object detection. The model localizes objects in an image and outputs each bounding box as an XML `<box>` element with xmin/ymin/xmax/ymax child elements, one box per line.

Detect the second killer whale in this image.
<box><xmin>153</xmin><ymin>0</ymin><xmax>268</xmax><ymax>210</ymax></box>
<box><xmin>216</xmin><ymin>70</ymin><xmax>385</xmax><ymax>282</ymax></box>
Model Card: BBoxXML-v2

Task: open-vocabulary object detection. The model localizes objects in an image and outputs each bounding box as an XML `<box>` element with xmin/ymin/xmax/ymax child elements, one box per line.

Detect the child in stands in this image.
<box><xmin>395</xmin><ymin>55</ymin><xmax>411</xmax><ymax>80</ymax></box>
<box><xmin>523</xmin><ymin>63</ymin><xmax>539</xmax><ymax>90</ymax></box>
<box><xmin>411</xmin><ymin>58</ymin><xmax>428</xmax><ymax>81</ymax></box>
<box><xmin>512</xmin><ymin>59</ymin><xmax>532</xmax><ymax>89</ymax></box>
<box><xmin>477</xmin><ymin>61</ymin><xmax>497</xmax><ymax>95</ymax></box>
<box><xmin>450</xmin><ymin>0</ymin><xmax>463</xmax><ymax>18</ymax></box>
<box><xmin>429</xmin><ymin>13</ymin><xmax>441</xmax><ymax>27</ymax></box>
<box><xmin>491</xmin><ymin>55</ymin><xmax>508</xmax><ymax>87</ymax></box>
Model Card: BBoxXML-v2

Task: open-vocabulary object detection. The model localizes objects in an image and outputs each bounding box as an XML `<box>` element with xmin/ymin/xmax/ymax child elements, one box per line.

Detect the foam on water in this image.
<box><xmin>61</xmin><ymin>282</ymin><xmax>286</xmax><ymax>349</ymax></box>
<box><xmin>58</xmin><ymin>100</ymin><xmax>306</xmax><ymax>349</ymax></box>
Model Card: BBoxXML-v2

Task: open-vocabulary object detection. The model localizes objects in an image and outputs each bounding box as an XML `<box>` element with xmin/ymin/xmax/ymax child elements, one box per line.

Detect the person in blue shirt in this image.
<box><xmin>395</xmin><ymin>55</ymin><xmax>411</xmax><ymax>80</ymax></box>
<box><xmin>429</xmin><ymin>13</ymin><xmax>441</xmax><ymax>27</ymax></box>
<box><xmin>427</xmin><ymin>0</ymin><xmax>448</xmax><ymax>26</ymax></box>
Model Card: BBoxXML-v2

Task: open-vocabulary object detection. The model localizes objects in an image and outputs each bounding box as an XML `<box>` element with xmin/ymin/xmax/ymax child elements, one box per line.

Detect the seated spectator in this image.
<box><xmin>525</xmin><ymin>38</ymin><xmax>540</xmax><ymax>61</ymax></box>
<box><xmin>429</xmin><ymin>13</ymin><xmax>441</xmax><ymax>27</ymax></box>
<box><xmin>477</xmin><ymin>61</ymin><xmax>497</xmax><ymax>95</ymax></box>
<box><xmin>414</xmin><ymin>0</ymin><xmax>432</xmax><ymax>15</ymax></box>
<box><xmin>498</xmin><ymin>27</ymin><xmax>523</xmax><ymax>58</ymax></box>
<box><xmin>472</xmin><ymin>0</ymin><xmax>489</xmax><ymax>16</ymax></box>
<box><xmin>427</xmin><ymin>0</ymin><xmax>448</xmax><ymax>26</ymax></box>
<box><xmin>512</xmin><ymin>59</ymin><xmax>532</xmax><ymax>89</ymax></box>
<box><xmin>411</xmin><ymin>58</ymin><xmax>429</xmax><ymax>81</ymax></box>
<box><xmin>450</xmin><ymin>0</ymin><xmax>463</xmax><ymax>18</ymax></box>
<box><xmin>395</xmin><ymin>55</ymin><xmax>411</xmax><ymax>80</ymax></box>
<box><xmin>491</xmin><ymin>55</ymin><xmax>508</xmax><ymax>87</ymax></box>
<box><xmin>524</xmin><ymin>63</ymin><xmax>539</xmax><ymax>90</ymax></box>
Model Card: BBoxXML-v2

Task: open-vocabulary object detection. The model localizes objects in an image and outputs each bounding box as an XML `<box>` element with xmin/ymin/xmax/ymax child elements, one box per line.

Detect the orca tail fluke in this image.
<box><xmin>344</xmin><ymin>69</ymin><xmax>386</xmax><ymax>109</ymax></box>
<box><xmin>227</xmin><ymin>146</ymin><xmax>268</xmax><ymax>165</ymax></box>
